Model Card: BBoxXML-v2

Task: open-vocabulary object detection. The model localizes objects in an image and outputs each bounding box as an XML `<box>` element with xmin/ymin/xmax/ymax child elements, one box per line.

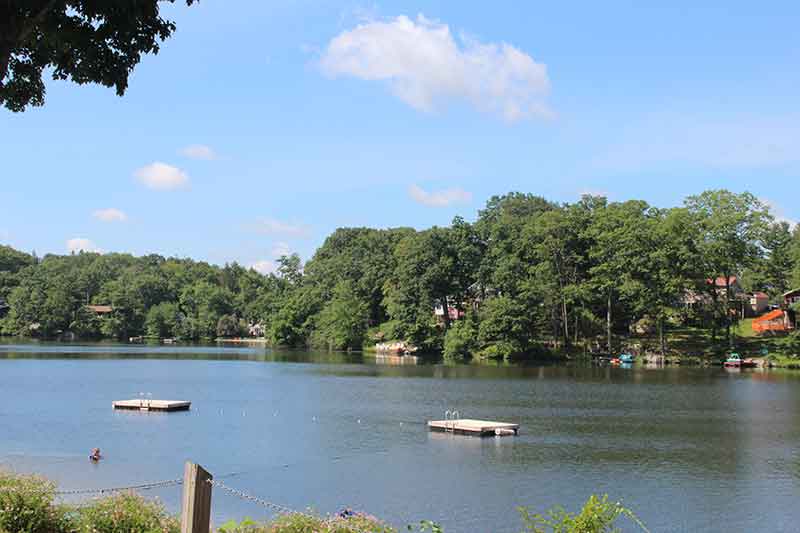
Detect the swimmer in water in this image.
<box><xmin>89</xmin><ymin>448</ymin><xmax>101</xmax><ymax>461</ymax></box>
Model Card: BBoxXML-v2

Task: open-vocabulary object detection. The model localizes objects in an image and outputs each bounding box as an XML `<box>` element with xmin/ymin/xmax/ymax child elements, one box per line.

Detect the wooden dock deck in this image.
<box><xmin>428</xmin><ymin>418</ymin><xmax>519</xmax><ymax>437</ymax></box>
<box><xmin>112</xmin><ymin>399</ymin><xmax>191</xmax><ymax>412</ymax></box>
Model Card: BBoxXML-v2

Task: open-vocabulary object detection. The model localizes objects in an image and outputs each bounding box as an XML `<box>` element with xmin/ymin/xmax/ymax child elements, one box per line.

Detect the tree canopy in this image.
<box><xmin>0</xmin><ymin>189</ymin><xmax>797</xmax><ymax>359</ymax></box>
<box><xmin>0</xmin><ymin>0</ymin><xmax>195</xmax><ymax>112</ymax></box>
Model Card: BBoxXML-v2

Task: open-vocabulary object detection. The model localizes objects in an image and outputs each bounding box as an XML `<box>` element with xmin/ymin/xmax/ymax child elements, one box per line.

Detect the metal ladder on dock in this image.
<box><xmin>444</xmin><ymin>409</ymin><xmax>460</xmax><ymax>432</ymax></box>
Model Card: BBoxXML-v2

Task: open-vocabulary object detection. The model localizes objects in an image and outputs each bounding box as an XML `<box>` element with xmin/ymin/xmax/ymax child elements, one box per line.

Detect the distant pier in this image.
<box><xmin>428</xmin><ymin>418</ymin><xmax>519</xmax><ymax>437</ymax></box>
<box><xmin>113</xmin><ymin>399</ymin><xmax>191</xmax><ymax>412</ymax></box>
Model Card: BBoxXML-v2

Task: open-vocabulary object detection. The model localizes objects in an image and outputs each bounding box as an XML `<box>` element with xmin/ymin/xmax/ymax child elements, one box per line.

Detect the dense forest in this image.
<box><xmin>1</xmin><ymin>189</ymin><xmax>799</xmax><ymax>359</ymax></box>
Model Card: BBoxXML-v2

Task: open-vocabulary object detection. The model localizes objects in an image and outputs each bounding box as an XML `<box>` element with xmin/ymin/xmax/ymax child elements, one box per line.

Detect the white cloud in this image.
<box><xmin>92</xmin><ymin>208</ymin><xmax>127</xmax><ymax>222</ymax></box>
<box><xmin>253</xmin><ymin>218</ymin><xmax>311</xmax><ymax>238</ymax></box>
<box><xmin>66</xmin><ymin>238</ymin><xmax>103</xmax><ymax>254</ymax></box>
<box><xmin>408</xmin><ymin>184</ymin><xmax>472</xmax><ymax>207</ymax></box>
<box><xmin>180</xmin><ymin>144</ymin><xmax>217</xmax><ymax>160</ymax></box>
<box><xmin>760</xmin><ymin>198</ymin><xmax>797</xmax><ymax>228</ymax></box>
<box><xmin>320</xmin><ymin>14</ymin><xmax>551</xmax><ymax>121</ymax></box>
<box><xmin>134</xmin><ymin>162</ymin><xmax>189</xmax><ymax>190</ymax></box>
<box><xmin>578</xmin><ymin>188</ymin><xmax>610</xmax><ymax>200</ymax></box>
<box><xmin>249</xmin><ymin>242</ymin><xmax>295</xmax><ymax>276</ymax></box>
<box><xmin>250</xmin><ymin>259</ymin><xmax>278</xmax><ymax>275</ymax></box>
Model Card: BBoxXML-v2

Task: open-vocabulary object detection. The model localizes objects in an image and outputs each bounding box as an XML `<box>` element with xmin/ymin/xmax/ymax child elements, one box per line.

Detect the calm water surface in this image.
<box><xmin>1</xmin><ymin>341</ymin><xmax>800</xmax><ymax>532</ymax></box>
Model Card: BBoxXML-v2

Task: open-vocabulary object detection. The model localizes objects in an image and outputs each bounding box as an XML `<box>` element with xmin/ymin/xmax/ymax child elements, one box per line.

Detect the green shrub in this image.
<box><xmin>477</xmin><ymin>341</ymin><xmax>518</xmax><ymax>360</ymax></box>
<box><xmin>518</xmin><ymin>494</ymin><xmax>648</xmax><ymax>533</ymax></box>
<box><xmin>374</xmin><ymin>320</ymin><xmax>403</xmax><ymax>343</ymax></box>
<box><xmin>407</xmin><ymin>521</ymin><xmax>443</xmax><ymax>532</ymax></box>
<box><xmin>476</xmin><ymin>296</ymin><xmax>532</xmax><ymax>359</ymax></box>
<box><xmin>778</xmin><ymin>331</ymin><xmax>800</xmax><ymax>354</ymax></box>
<box><xmin>0</xmin><ymin>471</ymin><xmax>71</xmax><ymax>533</ymax></box>
<box><xmin>74</xmin><ymin>492</ymin><xmax>179</xmax><ymax>533</ymax></box>
<box><xmin>443</xmin><ymin>320</ymin><xmax>477</xmax><ymax>360</ymax></box>
<box><xmin>218</xmin><ymin>512</ymin><xmax>395</xmax><ymax>533</ymax></box>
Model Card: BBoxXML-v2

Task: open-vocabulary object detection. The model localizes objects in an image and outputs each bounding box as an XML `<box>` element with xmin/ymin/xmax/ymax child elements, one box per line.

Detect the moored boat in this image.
<box><xmin>724</xmin><ymin>353</ymin><xmax>756</xmax><ymax>368</ymax></box>
<box><xmin>619</xmin><ymin>353</ymin><xmax>635</xmax><ymax>364</ymax></box>
<box><xmin>724</xmin><ymin>353</ymin><xmax>742</xmax><ymax>368</ymax></box>
<box><xmin>611</xmin><ymin>353</ymin><xmax>634</xmax><ymax>365</ymax></box>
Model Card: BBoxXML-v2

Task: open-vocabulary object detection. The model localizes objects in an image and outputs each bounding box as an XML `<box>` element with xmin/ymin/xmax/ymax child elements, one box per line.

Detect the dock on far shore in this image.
<box><xmin>428</xmin><ymin>418</ymin><xmax>519</xmax><ymax>437</ymax></box>
<box><xmin>112</xmin><ymin>399</ymin><xmax>191</xmax><ymax>412</ymax></box>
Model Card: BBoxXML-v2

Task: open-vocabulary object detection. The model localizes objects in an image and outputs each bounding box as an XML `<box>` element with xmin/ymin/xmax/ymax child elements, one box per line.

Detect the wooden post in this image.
<box><xmin>181</xmin><ymin>462</ymin><xmax>213</xmax><ymax>533</ymax></box>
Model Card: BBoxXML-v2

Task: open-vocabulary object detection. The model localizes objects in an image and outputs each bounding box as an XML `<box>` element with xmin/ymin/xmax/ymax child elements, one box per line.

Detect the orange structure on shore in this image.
<box><xmin>752</xmin><ymin>309</ymin><xmax>791</xmax><ymax>333</ymax></box>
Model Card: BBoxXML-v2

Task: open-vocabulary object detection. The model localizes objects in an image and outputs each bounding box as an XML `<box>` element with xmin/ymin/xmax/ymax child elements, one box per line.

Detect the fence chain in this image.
<box><xmin>54</xmin><ymin>477</ymin><xmax>183</xmax><ymax>496</ymax></box>
<box><xmin>1</xmin><ymin>467</ymin><xmax>264</xmax><ymax>497</ymax></box>
<box><xmin>0</xmin><ymin>477</ymin><xmax>183</xmax><ymax>499</ymax></box>
<box><xmin>207</xmin><ymin>478</ymin><xmax>301</xmax><ymax>516</ymax></box>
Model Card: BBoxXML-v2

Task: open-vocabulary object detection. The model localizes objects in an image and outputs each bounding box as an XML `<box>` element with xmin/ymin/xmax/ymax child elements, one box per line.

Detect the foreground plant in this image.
<box><xmin>217</xmin><ymin>511</ymin><xmax>395</xmax><ymax>533</ymax></box>
<box><xmin>407</xmin><ymin>520</ymin><xmax>444</xmax><ymax>533</ymax></box>
<box><xmin>0</xmin><ymin>471</ymin><xmax>71</xmax><ymax>533</ymax></box>
<box><xmin>73</xmin><ymin>492</ymin><xmax>179</xmax><ymax>533</ymax></box>
<box><xmin>518</xmin><ymin>494</ymin><xmax>648</xmax><ymax>533</ymax></box>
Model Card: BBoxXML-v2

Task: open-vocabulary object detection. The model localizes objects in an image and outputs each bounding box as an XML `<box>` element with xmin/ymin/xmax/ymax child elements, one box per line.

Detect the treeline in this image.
<box><xmin>1</xmin><ymin>190</ymin><xmax>799</xmax><ymax>358</ymax></box>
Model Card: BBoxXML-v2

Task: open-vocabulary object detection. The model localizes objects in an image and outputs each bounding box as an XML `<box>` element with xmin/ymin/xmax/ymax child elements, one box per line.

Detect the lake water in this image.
<box><xmin>2</xmin><ymin>341</ymin><xmax>800</xmax><ymax>532</ymax></box>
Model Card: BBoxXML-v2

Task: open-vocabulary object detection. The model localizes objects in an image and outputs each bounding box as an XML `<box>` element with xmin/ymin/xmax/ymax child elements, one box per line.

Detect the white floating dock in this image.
<box><xmin>112</xmin><ymin>399</ymin><xmax>191</xmax><ymax>412</ymax></box>
<box><xmin>428</xmin><ymin>418</ymin><xmax>519</xmax><ymax>437</ymax></box>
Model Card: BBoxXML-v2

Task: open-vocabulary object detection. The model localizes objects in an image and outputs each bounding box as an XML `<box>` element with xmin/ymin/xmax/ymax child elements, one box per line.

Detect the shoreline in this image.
<box><xmin>1</xmin><ymin>336</ymin><xmax>798</xmax><ymax>369</ymax></box>
<box><xmin>214</xmin><ymin>337</ymin><xmax>269</xmax><ymax>344</ymax></box>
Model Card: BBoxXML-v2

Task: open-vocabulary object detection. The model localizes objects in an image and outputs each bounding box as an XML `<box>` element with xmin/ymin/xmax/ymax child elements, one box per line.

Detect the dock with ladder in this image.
<box><xmin>113</xmin><ymin>399</ymin><xmax>191</xmax><ymax>412</ymax></box>
<box><xmin>428</xmin><ymin>411</ymin><xmax>519</xmax><ymax>436</ymax></box>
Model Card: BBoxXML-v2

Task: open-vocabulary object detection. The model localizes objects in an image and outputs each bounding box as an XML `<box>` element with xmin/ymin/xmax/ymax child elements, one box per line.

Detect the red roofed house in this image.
<box><xmin>682</xmin><ymin>276</ymin><xmax>743</xmax><ymax>308</ymax></box>
<box><xmin>683</xmin><ymin>277</ymin><xmax>779</xmax><ymax>320</ymax></box>
<box><xmin>785</xmin><ymin>289</ymin><xmax>800</xmax><ymax>308</ymax></box>
<box><xmin>711</xmin><ymin>276</ymin><xmax>742</xmax><ymax>294</ymax></box>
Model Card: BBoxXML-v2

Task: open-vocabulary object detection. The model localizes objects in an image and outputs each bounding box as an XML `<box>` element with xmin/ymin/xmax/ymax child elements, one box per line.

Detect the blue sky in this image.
<box><xmin>1</xmin><ymin>1</ymin><xmax>798</xmax><ymax>272</ymax></box>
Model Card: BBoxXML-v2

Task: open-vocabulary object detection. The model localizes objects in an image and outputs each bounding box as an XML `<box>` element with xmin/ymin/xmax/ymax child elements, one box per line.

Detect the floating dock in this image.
<box><xmin>112</xmin><ymin>399</ymin><xmax>191</xmax><ymax>412</ymax></box>
<box><xmin>428</xmin><ymin>418</ymin><xmax>519</xmax><ymax>437</ymax></box>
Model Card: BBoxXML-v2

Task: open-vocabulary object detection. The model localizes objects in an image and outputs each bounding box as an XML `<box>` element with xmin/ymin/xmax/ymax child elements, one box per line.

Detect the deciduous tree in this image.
<box><xmin>1</xmin><ymin>0</ymin><xmax>196</xmax><ymax>112</ymax></box>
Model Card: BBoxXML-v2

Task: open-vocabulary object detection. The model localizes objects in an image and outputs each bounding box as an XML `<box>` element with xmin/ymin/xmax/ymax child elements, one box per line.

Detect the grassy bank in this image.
<box><xmin>764</xmin><ymin>355</ymin><xmax>800</xmax><ymax>369</ymax></box>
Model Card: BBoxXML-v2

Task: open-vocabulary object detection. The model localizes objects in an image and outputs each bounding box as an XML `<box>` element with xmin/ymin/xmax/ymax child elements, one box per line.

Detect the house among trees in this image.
<box><xmin>785</xmin><ymin>289</ymin><xmax>800</xmax><ymax>307</ymax></box>
<box><xmin>711</xmin><ymin>276</ymin><xmax>741</xmax><ymax>294</ymax></box>
<box><xmin>749</xmin><ymin>292</ymin><xmax>770</xmax><ymax>316</ymax></box>
<box><xmin>683</xmin><ymin>276</ymin><xmax>743</xmax><ymax>307</ymax></box>
<box><xmin>85</xmin><ymin>304</ymin><xmax>113</xmax><ymax>316</ymax></box>
<box><xmin>682</xmin><ymin>277</ymin><xmax>767</xmax><ymax>319</ymax></box>
<box><xmin>434</xmin><ymin>304</ymin><xmax>465</xmax><ymax>322</ymax></box>
<box><xmin>783</xmin><ymin>288</ymin><xmax>800</xmax><ymax>329</ymax></box>
<box><xmin>248</xmin><ymin>322</ymin><xmax>265</xmax><ymax>337</ymax></box>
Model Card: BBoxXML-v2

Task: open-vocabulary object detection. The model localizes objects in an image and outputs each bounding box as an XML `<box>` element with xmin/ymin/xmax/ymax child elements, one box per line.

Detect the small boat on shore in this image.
<box><xmin>724</xmin><ymin>353</ymin><xmax>742</xmax><ymax>368</ymax></box>
<box><xmin>723</xmin><ymin>353</ymin><xmax>756</xmax><ymax>368</ymax></box>
<box><xmin>610</xmin><ymin>353</ymin><xmax>635</xmax><ymax>365</ymax></box>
